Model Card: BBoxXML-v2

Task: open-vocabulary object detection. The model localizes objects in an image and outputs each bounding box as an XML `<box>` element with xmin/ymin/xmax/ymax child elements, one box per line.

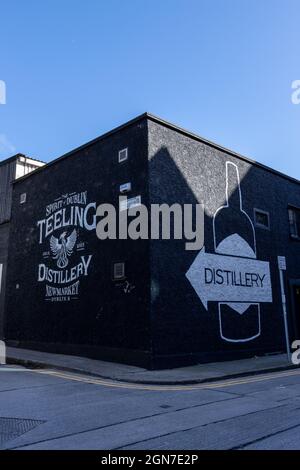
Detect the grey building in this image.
<box><xmin>3</xmin><ymin>114</ymin><xmax>300</xmax><ymax>368</ymax></box>
<box><xmin>0</xmin><ymin>154</ymin><xmax>45</xmax><ymax>336</ymax></box>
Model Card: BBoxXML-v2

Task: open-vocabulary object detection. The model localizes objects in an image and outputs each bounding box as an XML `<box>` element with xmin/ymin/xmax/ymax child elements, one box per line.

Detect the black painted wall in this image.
<box><xmin>148</xmin><ymin>119</ymin><xmax>300</xmax><ymax>368</ymax></box>
<box><xmin>5</xmin><ymin>118</ymin><xmax>152</xmax><ymax>367</ymax></box>
<box><xmin>0</xmin><ymin>223</ymin><xmax>10</xmax><ymax>338</ymax></box>
<box><xmin>0</xmin><ymin>158</ymin><xmax>19</xmax><ymax>339</ymax></box>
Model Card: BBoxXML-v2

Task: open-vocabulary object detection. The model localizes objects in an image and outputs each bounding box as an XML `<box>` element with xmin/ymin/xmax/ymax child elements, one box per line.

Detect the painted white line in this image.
<box><xmin>33</xmin><ymin>368</ymin><xmax>300</xmax><ymax>391</ymax></box>
<box><xmin>1</xmin><ymin>366</ymin><xmax>299</xmax><ymax>392</ymax></box>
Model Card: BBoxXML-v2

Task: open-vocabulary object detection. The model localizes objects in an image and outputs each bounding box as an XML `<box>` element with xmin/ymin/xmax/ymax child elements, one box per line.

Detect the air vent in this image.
<box><xmin>20</xmin><ymin>193</ymin><xmax>27</xmax><ymax>204</ymax></box>
<box><xmin>254</xmin><ymin>208</ymin><xmax>270</xmax><ymax>229</ymax></box>
<box><xmin>119</xmin><ymin>195</ymin><xmax>141</xmax><ymax>211</ymax></box>
<box><xmin>113</xmin><ymin>262</ymin><xmax>125</xmax><ymax>280</ymax></box>
<box><xmin>120</xmin><ymin>182</ymin><xmax>132</xmax><ymax>194</ymax></box>
<box><xmin>118</xmin><ymin>148</ymin><xmax>128</xmax><ymax>163</ymax></box>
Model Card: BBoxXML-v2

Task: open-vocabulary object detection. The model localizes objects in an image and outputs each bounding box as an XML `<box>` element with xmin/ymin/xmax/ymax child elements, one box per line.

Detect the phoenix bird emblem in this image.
<box><xmin>50</xmin><ymin>229</ymin><xmax>77</xmax><ymax>268</ymax></box>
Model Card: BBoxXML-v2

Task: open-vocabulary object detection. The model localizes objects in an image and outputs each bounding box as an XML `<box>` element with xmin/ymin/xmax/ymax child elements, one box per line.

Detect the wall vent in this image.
<box><xmin>20</xmin><ymin>193</ymin><xmax>27</xmax><ymax>204</ymax></box>
<box><xmin>113</xmin><ymin>262</ymin><xmax>125</xmax><ymax>280</ymax></box>
<box><xmin>118</xmin><ymin>148</ymin><xmax>128</xmax><ymax>163</ymax></box>
<box><xmin>254</xmin><ymin>208</ymin><xmax>270</xmax><ymax>230</ymax></box>
<box><xmin>120</xmin><ymin>182</ymin><xmax>132</xmax><ymax>194</ymax></box>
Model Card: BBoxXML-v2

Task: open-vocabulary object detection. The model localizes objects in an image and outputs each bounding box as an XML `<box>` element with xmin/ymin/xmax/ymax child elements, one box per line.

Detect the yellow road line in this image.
<box><xmin>33</xmin><ymin>367</ymin><xmax>300</xmax><ymax>392</ymax></box>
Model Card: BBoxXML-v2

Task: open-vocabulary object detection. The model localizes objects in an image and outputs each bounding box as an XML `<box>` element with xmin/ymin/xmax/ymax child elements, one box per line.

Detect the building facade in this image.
<box><xmin>0</xmin><ymin>154</ymin><xmax>45</xmax><ymax>337</ymax></box>
<box><xmin>3</xmin><ymin>115</ymin><xmax>300</xmax><ymax>368</ymax></box>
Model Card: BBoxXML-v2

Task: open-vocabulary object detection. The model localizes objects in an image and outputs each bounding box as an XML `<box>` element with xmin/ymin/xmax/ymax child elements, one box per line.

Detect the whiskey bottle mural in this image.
<box><xmin>186</xmin><ymin>161</ymin><xmax>273</xmax><ymax>344</ymax></box>
<box><xmin>213</xmin><ymin>162</ymin><xmax>260</xmax><ymax>342</ymax></box>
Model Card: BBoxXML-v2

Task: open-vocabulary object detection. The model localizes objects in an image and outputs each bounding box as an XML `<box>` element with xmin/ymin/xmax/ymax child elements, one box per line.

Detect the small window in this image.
<box><xmin>254</xmin><ymin>209</ymin><xmax>270</xmax><ymax>229</ymax></box>
<box><xmin>20</xmin><ymin>193</ymin><xmax>27</xmax><ymax>204</ymax></box>
<box><xmin>113</xmin><ymin>262</ymin><xmax>125</xmax><ymax>280</ymax></box>
<box><xmin>288</xmin><ymin>207</ymin><xmax>300</xmax><ymax>239</ymax></box>
<box><xmin>119</xmin><ymin>182</ymin><xmax>132</xmax><ymax>194</ymax></box>
<box><xmin>118</xmin><ymin>148</ymin><xmax>128</xmax><ymax>163</ymax></box>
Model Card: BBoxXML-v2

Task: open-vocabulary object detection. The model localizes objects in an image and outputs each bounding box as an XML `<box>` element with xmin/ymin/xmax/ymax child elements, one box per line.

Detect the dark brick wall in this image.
<box><xmin>4</xmin><ymin>114</ymin><xmax>300</xmax><ymax>369</ymax></box>
<box><xmin>0</xmin><ymin>222</ymin><xmax>10</xmax><ymax>338</ymax></box>
<box><xmin>148</xmin><ymin>120</ymin><xmax>300</xmax><ymax>367</ymax></box>
<box><xmin>0</xmin><ymin>159</ymin><xmax>17</xmax><ymax>338</ymax></box>
<box><xmin>5</xmin><ymin>118</ymin><xmax>152</xmax><ymax>367</ymax></box>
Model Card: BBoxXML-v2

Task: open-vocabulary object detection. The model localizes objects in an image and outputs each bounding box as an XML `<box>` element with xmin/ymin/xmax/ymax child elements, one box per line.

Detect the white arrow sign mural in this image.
<box><xmin>186</xmin><ymin>247</ymin><xmax>272</xmax><ymax>310</ymax></box>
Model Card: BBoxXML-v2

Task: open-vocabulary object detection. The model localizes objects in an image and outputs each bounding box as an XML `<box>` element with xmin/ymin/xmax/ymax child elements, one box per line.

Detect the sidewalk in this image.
<box><xmin>6</xmin><ymin>346</ymin><xmax>297</xmax><ymax>385</ymax></box>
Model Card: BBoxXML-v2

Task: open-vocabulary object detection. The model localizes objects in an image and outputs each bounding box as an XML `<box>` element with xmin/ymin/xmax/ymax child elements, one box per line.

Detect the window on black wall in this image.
<box><xmin>288</xmin><ymin>207</ymin><xmax>300</xmax><ymax>239</ymax></box>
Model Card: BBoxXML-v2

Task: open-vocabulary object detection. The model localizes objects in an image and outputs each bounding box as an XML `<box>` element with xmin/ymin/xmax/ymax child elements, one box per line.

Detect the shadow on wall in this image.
<box><xmin>148</xmin><ymin>145</ymin><xmax>289</xmax><ymax>366</ymax></box>
<box><xmin>3</xmin><ymin>139</ymin><xmax>297</xmax><ymax>369</ymax></box>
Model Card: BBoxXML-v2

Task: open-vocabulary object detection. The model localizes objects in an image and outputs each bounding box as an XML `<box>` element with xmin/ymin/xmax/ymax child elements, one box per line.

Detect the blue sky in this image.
<box><xmin>0</xmin><ymin>0</ymin><xmax>299</xmax><ymax>177</ymax></box>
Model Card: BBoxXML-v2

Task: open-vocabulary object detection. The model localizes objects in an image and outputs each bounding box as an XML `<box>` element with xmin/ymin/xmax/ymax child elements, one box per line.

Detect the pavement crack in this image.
<box><xmin>0</xmin><ymin>381</ymin><xmax>87</xmax><ymax>394</ymax></box>
<box><xmin>232</xmin><ymin>423</ymin><xmax>300</xmax><ymax>450</ymax></box>
<box><xmin>6</xmin><ymin>396</ymin><xmax>237</xmax><ymax>449</ymax></box>
<box><xmin>114</xmin><ymin>403</ymin><xmax>288</xmax><ymax>450</ymax></box>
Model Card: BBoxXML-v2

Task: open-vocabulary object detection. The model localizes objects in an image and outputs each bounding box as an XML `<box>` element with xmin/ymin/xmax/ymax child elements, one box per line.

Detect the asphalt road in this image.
<box><xmin>0</xmin><ymin>365</ymin><xmax>300</xmax><ymax>450</ymax></box>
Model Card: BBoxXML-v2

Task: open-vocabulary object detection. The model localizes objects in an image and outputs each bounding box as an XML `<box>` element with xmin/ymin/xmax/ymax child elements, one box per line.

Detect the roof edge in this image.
<box><xmin>0</xmin><ymin>153</ymin><xmax>46</xmax><ymax>169</ymax></box>
<box><xmin>13</xmin><ymin>112</ymin><xmax>299</xmax><ymax>186</ymax></box>
<box><xmin>145</xmin><ymin>113</ymin><xmax>300</xmax><ymax>186</ymax></box>
<box><xmin>14</xmin><ymin>113</ymin><xmax>149</xmax><ymax>184</ymax></box>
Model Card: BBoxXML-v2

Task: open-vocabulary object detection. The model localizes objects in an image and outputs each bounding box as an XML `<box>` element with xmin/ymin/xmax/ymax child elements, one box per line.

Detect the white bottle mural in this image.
<box><xmin>213</xmin><ymin>162</ymin><xmax>260</xmax><ymax>342</ymax></box>
<box><xmin>186</xmin><ymin>161</ymin><xmax>273</xmax><ymax>343</ymax></box>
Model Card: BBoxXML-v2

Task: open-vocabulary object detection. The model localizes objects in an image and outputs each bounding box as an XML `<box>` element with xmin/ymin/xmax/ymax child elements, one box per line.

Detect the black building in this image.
<box><xmin>4</xmin><ymin>114</ymin><xmax>300</xmax><ymax>368</ymax></box>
